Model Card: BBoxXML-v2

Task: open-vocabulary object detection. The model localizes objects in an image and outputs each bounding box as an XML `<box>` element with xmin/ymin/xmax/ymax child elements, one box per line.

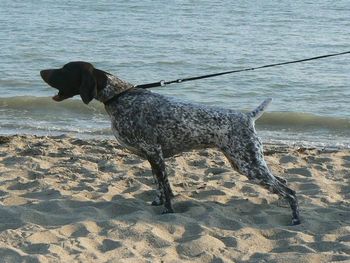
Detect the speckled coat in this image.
<box><xmin>95</xmin><ymin>74</ymin><xmax>301</xmax><ymax>225</ymax></box>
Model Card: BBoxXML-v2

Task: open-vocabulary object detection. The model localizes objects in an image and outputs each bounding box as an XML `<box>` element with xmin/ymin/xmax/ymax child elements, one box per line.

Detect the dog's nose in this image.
<box><xmin>40</xmin><ymin>70</ymin><xmax>52</xmax><ymax>83</ymax></box>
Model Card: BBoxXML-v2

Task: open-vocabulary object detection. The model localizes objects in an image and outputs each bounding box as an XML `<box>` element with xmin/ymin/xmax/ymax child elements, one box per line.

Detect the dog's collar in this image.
<box><xmin>103</xmin><ymin>89</ymin><xmax>133</xmax><ymax>105</ymax></box>
<box><xmin>96</xmin><ymin>74</ymin><xmax>135</xmax><ymax>105</ymax></box>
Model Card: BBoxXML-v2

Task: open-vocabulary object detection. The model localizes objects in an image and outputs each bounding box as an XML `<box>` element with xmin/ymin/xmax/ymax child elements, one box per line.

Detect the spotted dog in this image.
<box><xmin>40</xmin><ymin>61</ymin><xmax>301</xmax><ymax>225</ymax></box>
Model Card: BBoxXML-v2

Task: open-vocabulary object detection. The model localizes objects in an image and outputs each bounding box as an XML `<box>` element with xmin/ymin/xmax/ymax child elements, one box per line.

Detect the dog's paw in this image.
<box><xmin>292</xmin><ymin>218</ymin><xmax>301</xmax><ymax>225</ymax></box>
<box><xmin>151</xmin><ymin>192</ymin><xmax>163</xmax><ymax>206</ymax></box>
<box><xmin>161</xmin><ymin>207</ymin><xmax>174</xmax><ymax>214</ymax></box>
<box><xmin>152</xmin><ymin>199</ymin><xmax>163</xmax><ymax>206</ymax></box>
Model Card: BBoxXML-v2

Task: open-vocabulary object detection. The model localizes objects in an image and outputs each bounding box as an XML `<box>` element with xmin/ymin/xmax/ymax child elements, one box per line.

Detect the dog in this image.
<box><xmin>40</xmin><ymin>61</ymin><xmax>301</xmax><ymax>225</ymax></box>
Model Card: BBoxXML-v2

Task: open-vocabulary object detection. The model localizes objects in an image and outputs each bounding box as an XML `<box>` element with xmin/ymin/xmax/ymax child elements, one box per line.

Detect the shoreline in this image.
<box><xmin>0</xmin><ymin>134</ymin><xmax>349</xmax><ymax>262</ymax></box>
<box><xmin>1</xmin><ymin>131</ymin><xmax>349</xmax><ymax>150</ymax></box>
<box><xmin>1</xmin><ymin>96</ymin><xmax>350</xmax><ymax>149</ymax></box>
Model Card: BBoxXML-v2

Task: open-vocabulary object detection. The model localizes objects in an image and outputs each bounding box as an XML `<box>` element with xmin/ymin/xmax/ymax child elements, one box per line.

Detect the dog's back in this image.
<box><xmin>105</xmin><ymin>89</ymin><xmax>261</xmax><ymax>158</ymax></box>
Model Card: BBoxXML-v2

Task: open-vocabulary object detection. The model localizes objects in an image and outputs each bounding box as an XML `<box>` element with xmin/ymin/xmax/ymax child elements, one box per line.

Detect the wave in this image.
<box><xmin>0</xmin><ymin>96</ymin><xmax>105</xmax><ymax>114</ymax></box>
<box><xmin>1</xmin><ymin>96</ymin><xmax>349</xmax><ymax>133</ymax></box>
<box><xmin>257</xmin><ymin>112</ymin><xmax>350</xmax><ymax>133</ymax></box>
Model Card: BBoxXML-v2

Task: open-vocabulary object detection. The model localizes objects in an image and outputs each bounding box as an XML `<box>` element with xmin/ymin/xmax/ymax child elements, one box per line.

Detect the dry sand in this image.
<box><xmin>0</xmin><ymin>135</ymin><xmax>349</xmax><ymax>263</ymax></box>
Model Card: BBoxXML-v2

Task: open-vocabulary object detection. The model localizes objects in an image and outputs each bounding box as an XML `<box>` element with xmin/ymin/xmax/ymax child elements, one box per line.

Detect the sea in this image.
<box><xmin>0</xmin><ymin>0</ymin><xmax>349</xmax><ymax>148</ymax></box>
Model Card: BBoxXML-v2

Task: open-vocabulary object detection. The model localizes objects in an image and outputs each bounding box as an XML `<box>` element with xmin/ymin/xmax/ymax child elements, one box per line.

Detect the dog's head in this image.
<box><xmin>40</xmin><ymin>61</ymin><xmax>104</xmax><ymax>104</ymax></box>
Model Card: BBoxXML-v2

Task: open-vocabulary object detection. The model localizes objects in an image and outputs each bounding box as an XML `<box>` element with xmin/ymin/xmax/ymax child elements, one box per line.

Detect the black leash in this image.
<box><xmin>135</xmin><ymin>51</ymin><xmax>350</xmax><ymax>89</ymax></box>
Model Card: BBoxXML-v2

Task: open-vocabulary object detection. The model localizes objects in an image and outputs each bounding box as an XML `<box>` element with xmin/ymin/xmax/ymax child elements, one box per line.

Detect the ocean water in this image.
<box><xmin>0</xmin><ymin>1</ymin><xmax>349</xmax><ymax>147</ymax></box>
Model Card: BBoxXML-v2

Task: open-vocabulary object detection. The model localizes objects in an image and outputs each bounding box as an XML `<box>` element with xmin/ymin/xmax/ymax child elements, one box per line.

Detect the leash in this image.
<box><xmin>135</xmin><ymin>50</ymin><xmax>350</xmax><ymax>89</ymax></box>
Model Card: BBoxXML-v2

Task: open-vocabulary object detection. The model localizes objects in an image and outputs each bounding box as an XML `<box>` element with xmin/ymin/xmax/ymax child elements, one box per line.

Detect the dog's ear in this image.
<box><xmin>79</xmin><ymin>67</ymin><xmax>97</xmax><ymax>104</ymax></box>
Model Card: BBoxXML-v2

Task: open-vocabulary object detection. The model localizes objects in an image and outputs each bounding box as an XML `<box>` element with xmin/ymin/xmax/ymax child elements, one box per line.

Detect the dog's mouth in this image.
<box><xmin>40</xmin><ymin>70</ymin><xmax>72</xmax><ymax>102</ymax></box>
<box><xmin>52</xmin><ymin>92</ymin><xmax>72</xmax><ymax>102</ymax></box>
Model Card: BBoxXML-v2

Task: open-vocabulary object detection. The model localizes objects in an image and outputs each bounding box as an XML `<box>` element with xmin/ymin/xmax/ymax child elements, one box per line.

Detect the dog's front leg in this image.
<box><xmin>147</xmin><ymin>146</ymin><xmax>174</xmax><ymax>214</ymax></box>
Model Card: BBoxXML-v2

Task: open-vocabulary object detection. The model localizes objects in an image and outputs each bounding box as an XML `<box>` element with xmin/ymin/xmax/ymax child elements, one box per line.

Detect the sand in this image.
<box><xmin>0</xmin><ymin>134</ymin><xmax>349</xmax><ymax>263</ymax></box>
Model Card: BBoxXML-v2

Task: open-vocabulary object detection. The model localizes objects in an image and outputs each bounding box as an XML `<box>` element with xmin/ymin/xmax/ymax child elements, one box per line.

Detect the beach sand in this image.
<box><xmin>0</xmin><ymin>135</ymin><xmax>349</xmax><ymax>262</ymax></box>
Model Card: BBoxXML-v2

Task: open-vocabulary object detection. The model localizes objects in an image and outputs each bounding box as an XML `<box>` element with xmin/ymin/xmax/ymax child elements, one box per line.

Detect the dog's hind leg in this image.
<box><xmin>221</xmin><ymin>137</ymin><xmax>300</xmax><ymax>225</ymax></box>
<box><xmin>146</xmin><ymin>146</ymin><xmax>174</xmax><ymax>214</ymax></box>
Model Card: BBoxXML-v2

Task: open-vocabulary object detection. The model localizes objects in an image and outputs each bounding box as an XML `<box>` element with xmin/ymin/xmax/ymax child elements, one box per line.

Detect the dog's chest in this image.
<box><xmin>110</xmin><ymin>117</ymin><xmax>143</xmax><ymax>155</ymax></box>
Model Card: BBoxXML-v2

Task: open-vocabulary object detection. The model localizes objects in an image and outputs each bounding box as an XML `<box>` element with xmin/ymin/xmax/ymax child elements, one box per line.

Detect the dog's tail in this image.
<box><xmin>248</xmin><ymin>98</ymin><xmax>272</xmax><ymax>121</ymax></box>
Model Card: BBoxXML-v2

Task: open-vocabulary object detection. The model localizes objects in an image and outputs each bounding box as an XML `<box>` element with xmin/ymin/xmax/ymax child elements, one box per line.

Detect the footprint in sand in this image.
<box><xmin>342</xmin><ymin>156</ymin><xmax>350</xmax><ymax>168</ymax></box>
<box><xmin>176</xmin><ymin>234</ymin><xmax>225</xmax><ymax>258</ymax></box>
<box><xmin>308</xmin><ymin>156</ymin><xmax>333</xmax><ymax>165</ymax></box>
<box><xmin>0</xmin><ymin>206</ymin><xmax>23</xmax><ymax>231</ymax></box>
<box><xmin>279</xmin><ymin>155</ymin><xmax>298</xmax><ymax>164</ymax></box>
<box><xmin>99</xmin><ymin>239</ymin><xmax>122</xmax><ymax>252</ymax></box>
<box><xmin>0</xmin><ymin>190</ymin><xmax>9</xmax><ymax>197</ymax></box>
<box><xmin>8</xmin><ymin>180</ymin><xmax>40</xmax><ymax>191</ymax></box>
<box><xmin>286</xmin><ymin>167</ymin><xmax>312</xmax><ymax>177</ymax></box>
<box><xmin>0</xmin><ymin>248</ymin><xmax>33</xmax><ymax>262</ymax></box>
<box><xmin>205</xmin><ymin>167</ymin><xmax>231</xmax><ymax>175</ymax></box>
<box><xmin>240</xmin><ymin>185</ymin><xmax>260</xmax><ymax>197</ymax></box>
<box><xmin>21</xmin><ymin>243</ymin><xmax>50</xmax><ymax>255</ymax></box>
<box><xmin>295</xmin><ymin>182</ymin><xmax>321</xmax><ymax>196</ymax></box>
<box><xmin>173</xmin><ymin>200</ymin><xmax>205</xmax><ymax>214</ymax></box>
<box><xmin>98</xmin><ymin>159</ymin><xmax>119</xmax><ymax>173</ymax></box>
